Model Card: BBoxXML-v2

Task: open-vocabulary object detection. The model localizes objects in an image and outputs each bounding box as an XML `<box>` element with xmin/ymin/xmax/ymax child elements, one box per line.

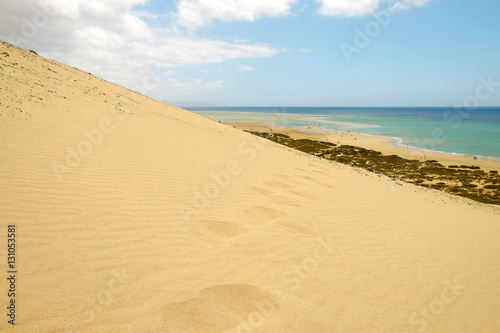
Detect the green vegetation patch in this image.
<box><xmin>247</xmin><ymin>131</ymin><xmax>500</xmax><ymax>205</ymax></box>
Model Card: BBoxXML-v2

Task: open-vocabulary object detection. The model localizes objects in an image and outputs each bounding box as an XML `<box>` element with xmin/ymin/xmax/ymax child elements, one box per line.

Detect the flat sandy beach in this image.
<box><xmin>1</xmin><ymin>40</ymin><xmax>500</xmax><ymax>332</ymax></box>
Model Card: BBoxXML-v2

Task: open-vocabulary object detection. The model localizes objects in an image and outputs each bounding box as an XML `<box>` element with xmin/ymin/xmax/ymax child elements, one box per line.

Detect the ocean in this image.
<box><xmin>186</xmin><ymin>107</ymin><xmax>500</xmax><ymax>159</ymax></box>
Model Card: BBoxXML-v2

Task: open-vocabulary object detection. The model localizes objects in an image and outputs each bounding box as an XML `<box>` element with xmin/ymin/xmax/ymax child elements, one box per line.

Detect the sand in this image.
<box><xmin>1</xmin><ymin>40</ymin><xmax>500</xmax><ymax>332</ymax></box>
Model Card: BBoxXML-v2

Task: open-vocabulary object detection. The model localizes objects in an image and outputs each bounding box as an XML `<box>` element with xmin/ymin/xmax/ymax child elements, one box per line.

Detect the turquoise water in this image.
<box><xmin>186</xmin><ymin>107</ymin><xmax>500</xmax><ymax>159</ymax></box>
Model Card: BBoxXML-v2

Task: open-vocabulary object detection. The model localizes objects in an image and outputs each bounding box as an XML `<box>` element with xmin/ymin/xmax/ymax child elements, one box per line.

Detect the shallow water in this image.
<box><xmin>187</xmin><ymin>107</ymin><xmax>500</xmax><ymax>159</ymax></box>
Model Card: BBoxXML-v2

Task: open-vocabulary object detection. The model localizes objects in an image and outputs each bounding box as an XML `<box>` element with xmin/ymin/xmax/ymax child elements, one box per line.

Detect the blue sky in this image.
<box><xmin>1</xmin><ymin>0</ymin><xmax>499</xmax><ymax>106</ymax></box>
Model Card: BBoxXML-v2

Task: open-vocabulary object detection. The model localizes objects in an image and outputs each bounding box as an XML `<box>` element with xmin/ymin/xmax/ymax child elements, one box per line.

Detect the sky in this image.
<box><xmin>0</xmin><ymin>0</ymin><xmax>499</xmax><ymax>107</ymax></box>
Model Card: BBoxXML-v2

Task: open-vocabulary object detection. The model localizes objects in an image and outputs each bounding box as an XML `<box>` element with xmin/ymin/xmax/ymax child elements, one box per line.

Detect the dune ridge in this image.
<box><xmin>1</xmin><ymin>40</ymin><xmax>500</xmax><ymax>332</ymax></box>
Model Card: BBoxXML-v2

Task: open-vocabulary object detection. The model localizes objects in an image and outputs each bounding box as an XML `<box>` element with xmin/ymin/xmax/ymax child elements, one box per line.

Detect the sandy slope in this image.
<box><xmin>1</xmin><ymin>40</ymin><xmax>500</xmax><ymax>332</ymax></box>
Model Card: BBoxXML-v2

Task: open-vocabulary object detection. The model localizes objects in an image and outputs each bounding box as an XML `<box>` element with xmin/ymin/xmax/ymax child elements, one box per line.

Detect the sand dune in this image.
<box><xmin>1</xmin><ymin>40</ymin><xmax>500</xmax><ymax>332</ymax></box>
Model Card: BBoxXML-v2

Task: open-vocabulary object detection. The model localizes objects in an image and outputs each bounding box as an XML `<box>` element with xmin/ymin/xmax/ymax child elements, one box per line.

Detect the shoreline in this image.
<box><xmin>193</xmin><ymin>110</ymin><xmax>500</xmax><ymax>162</ymax></box>
<box><xmin>385</xmin><ymin>138</ymin><xmax>500</xmax><ymax>163</ymax></box>
<box><xmin>227</xmin><ymin>122</ymin><xmax>500</xmax><ymax>172</ymax></box>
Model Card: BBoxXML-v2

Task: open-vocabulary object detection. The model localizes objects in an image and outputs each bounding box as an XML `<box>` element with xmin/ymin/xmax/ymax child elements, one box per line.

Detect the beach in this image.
<box><xmin>1</xmin><ymin>39</ymin><xmax>500</xmax><ymax>333</ymax></box>
<box><xmin>229</xmin><ymin>122</ymin><xmax>500</xmax><ymax>172</ymax></box>
<box><xmin>188</xmin><ymin>108</ymin><xmax>500</xmax><ymax>161</ymax></box>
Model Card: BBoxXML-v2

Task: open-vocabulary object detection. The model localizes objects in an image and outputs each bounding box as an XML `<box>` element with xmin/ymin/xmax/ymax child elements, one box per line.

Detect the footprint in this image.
<box><xmin>248</xmin><ymin>186</ymin><xmax>274</xmax><ymax>196</ymax></box>
<box><xmin>287</xmin><ymin>189</ymin><xmax>315</xmax><ymax>199</ymax></box>
<box><xmin>275</xmin><ymin>220</ymin><xmax>316</xmax><ymax>234</ymax></box>
<box><xmin>250</xmin><ymin>181</ymin><xmax>310</xmax><ymax>204</ymax></box>
<box><xmin>245</xmin><ymin>205</ymin><xmax>288</xmax><ymax>223</ymax></box>
<box><xmin>274</xmin><ymin>174</ymin><xmax>292</xmax><ymax>181</ymax></box>
<box><xmin>270</xmin><ymin>196</ymin><xmax>304</xmax><ymax>207</ymax></box>
<box><xmin>296</xmin><ymin>175</ymin><xmax>334</xmax><ymax>188</ymax></box>
<box><xmin>263</xmin><ymin>180</ymin><xmax>293</xmax><ymax>190</ymax></box>
<box><xmin>191</xmin><ymin>220</ymin><xmax>248</xmax><ymax>248</ymax></box>
<box><xmin>163</xmin><ymin>284</ymin><xmax>279</xmax><ymax>333</ymax></box>
<box><xmin>311</xmin><ymin>168</ymin><xmax>329</xmax><ymax>175</ymax></box>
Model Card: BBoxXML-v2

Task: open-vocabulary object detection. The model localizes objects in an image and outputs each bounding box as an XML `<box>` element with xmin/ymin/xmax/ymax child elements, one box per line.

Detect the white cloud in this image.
<box><xmin>390</xmin><ymin>0</ymin><xmax>433</xmax><ymax>12</ymax></box>
<box><xmin>0</xmin><ymin>0</ymin><xmax>280</xmax><ymax>95</ymax></box>
<box><xmin>175</xmin><ymin>0</ymin><xmax>297</xmax><ymax>30</ymax></box>
<box><xmin>316</xmin><ymin>0</ymin><xmax>434</xmax><ymax>17</ymax></box>
<box><xmin>162</xmin><ymin>74</ymin><xmax>224</xmax><ymax>90</ymax></box>
<box><xmin>316</xmin><ymin>0</ymin><xmax>380</xmax><ymax>17</ymax></box>
<box><xmin>237</xmin><ymin>65</ymin><xmax>254</xmax><ymax>71</ymax></box>
<box><xmin>299</xmin><ymin>48</ymin><xmax>312</xmax><ymax>52</ymax></box>
<box><xmin>200</xmin><ymin>66</ymin><xmax>225</xmax><ymax>74</ymax></box>
<box><xmin>298</xmin><ymin>3</ymin><xmax>309</xmax><ymax>12</ymax></box>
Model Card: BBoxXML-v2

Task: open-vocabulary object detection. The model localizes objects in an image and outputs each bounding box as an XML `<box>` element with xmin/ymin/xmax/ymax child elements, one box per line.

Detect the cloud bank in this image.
<box><xmin>0</xmin><ymin>0</ymin><xmax>280</xmax><ymax>94</ymax></box>
<box><xmin>176</xmin><ymin>0</ymin><xmax>298</xmax><ymax>31</ymax></box>
<box><xmin>316</xmin><ymin>0</ymin><xmax>380</xmax><ymax>17</ymax></box>
<box><xmin>316</xmin><ymin>0</ymin><xmax>433</xmax><ymax>17</ymax></box>
<box><xmin>0</xmin><ymin>0</ymin><xmax>435</xmax><ymax>98</ymax></box>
